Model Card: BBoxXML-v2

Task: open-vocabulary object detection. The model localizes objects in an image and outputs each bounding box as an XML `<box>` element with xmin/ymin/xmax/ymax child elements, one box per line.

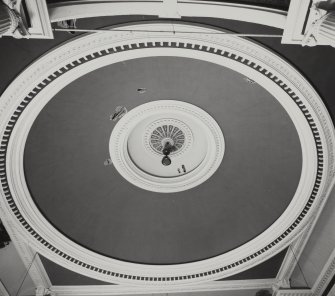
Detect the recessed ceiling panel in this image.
<box><xmin>2</xmin><ymin>22</ymin><xmax>332</xmax><ymax>284</ymax></box>
<box><xmin>24</xmin><ymin>56</ymin><xmax>301</xmax><ymax>264</ymax></box>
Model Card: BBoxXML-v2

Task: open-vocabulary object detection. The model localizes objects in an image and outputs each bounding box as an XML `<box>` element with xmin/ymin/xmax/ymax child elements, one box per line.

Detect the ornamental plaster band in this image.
<box><xmin>0</xmin><ymin>22</ymin><xmax>334</xmax><ymax>285</ymax></box>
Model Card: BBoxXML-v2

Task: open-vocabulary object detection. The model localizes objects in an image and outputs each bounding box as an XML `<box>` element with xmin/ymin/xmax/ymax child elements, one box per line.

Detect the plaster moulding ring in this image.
<box><xmin>0</xmin><ymin>22</ymin><xmax>334</xmax><ymax>285</ymax></box>
<box><xmin>109</xmin><ymin>100</ymin><xmax>225</xmax><ymax>193</ymax></box>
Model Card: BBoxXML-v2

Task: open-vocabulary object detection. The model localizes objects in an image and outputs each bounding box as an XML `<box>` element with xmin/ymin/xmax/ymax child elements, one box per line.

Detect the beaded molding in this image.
<box><xmin>0</xmin><ymin>22</ymin><xmax>334</xmax><ymax>285</ymax></box>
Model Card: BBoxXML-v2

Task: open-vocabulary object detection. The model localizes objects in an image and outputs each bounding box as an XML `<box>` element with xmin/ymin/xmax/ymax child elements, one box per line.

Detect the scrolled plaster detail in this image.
<box><xmin>302</xmin><ymin>1</ymin><xmax>335</xmax><ymax>48</ymax></box>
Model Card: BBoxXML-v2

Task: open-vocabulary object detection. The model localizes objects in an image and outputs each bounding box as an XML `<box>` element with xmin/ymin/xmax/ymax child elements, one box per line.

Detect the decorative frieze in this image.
<box><xmin>0</xmin><ymin>22</ymin><xmax>334</xmax><ymax>285</ymax></box>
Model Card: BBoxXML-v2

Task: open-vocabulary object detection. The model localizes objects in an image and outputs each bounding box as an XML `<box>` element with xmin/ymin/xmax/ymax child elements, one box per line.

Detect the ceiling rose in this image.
<box><xmin>109</xmin><ymin>100</ymin><xmax>224</xmax><ymax>193</ymax></box>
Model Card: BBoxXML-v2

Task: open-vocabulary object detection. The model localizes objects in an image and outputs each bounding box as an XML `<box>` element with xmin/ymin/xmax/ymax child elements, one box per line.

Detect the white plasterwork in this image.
<box><xmin>0</xmin><ymin>280</ymin><xmax>10</xmax><ymax>296</ymax></box>
<box><xmin>276</xmin><ymin>230</ymin><xmax>308</xmax><ymax>283</ymax></box>
<box><xmin>48</xmin><ymin>0</ymin><xmax>287</xmax><ymax>29</ymax></box>
<box><xmin>160</xmin><ymin>0</ymin><xmax>180</xmax><ymax>18</ymax></box>
<box><xmin>275</xmin><ymin>290</ymin><xmax>313</xmax><ymax>296</ymax></box>
<box><xmin>0</xmin><ymin>211</ymin><xmax>51</xmax><ymax>288</ymax></box>
<box><xmin>312</xmin><ymin>247</ymin><xmax>335</xmax><ymax>296</ymax></box>
<box><xmin>0</xmin><ymin>22</ymin><xmax>334</xmax><ymax>285</ymax></box>
<box><xmin>109</xmin><ymin>100</ymin><xmax>225</xmax><ymax>193</ymax></box>
<box><xmin>275</xmin><ymin>245</ymin><xmax>335</xmax><ymax>295</ymax></box>
<box><xmin>50</xmin><ymin>278</ymin><xmax>275</xmax><ymax>295</ymax></box>
<box><xmin>23</xmin><ymin>0</ymin><xmax>53</xmax><ymax>38</ymax></box>
<box><xmin>282</xmin><ymin>0</ymin><xmax>335</xmax><ymax>46</ymax></box>
<box><xmin>2</xmin><ymin>0</ymin><xmax>53</xmax><ymax>39</ymax></box>
<box><xmin>276</xmin><ymin>182</ymin><xmax>335</xmax><ymax>285</ymax></box>
<box><xmin>282</xmin><ymin>0</ymin><xmax>312</xmax><ymax>44</ymax></box>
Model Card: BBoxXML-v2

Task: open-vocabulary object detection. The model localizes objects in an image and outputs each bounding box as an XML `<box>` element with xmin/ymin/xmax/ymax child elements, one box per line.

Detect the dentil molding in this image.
<box><xmin>0</xmin><ymin>22</ymin><xmax>334</xmax><ymax>285</ymax></box>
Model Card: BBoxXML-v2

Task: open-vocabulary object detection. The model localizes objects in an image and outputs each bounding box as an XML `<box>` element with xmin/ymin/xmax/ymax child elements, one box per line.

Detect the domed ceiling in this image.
<box><xmin>24</xmin><ymin>56</ymin><xmax>301</xmax><ymax>265</ymax></box>
<box><xmin>24</xmin><ymin>55</ymin><xmax>302</xmax><ymax>264</ymax></box>
<box><xmin>1</xmin><ymin>22</ymin><xmax>333</xmax><ymax>286</ymax></box>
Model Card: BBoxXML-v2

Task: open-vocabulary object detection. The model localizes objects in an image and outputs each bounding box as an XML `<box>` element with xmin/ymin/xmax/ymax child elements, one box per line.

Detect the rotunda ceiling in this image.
<box><xmin>1</xmin><ymin>22</ymin><xmax>332</xmax><ymax>284</ymax></box>
<box><xmin>24</xmin><ymin>56</ymin><xmax>301</xmax><ymax>264</ymax></box>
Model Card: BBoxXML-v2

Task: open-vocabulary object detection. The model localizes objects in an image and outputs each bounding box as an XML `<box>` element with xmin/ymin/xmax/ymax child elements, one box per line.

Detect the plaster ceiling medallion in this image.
<box><xmin>0</xmin><ymin>22</ymin><xmax>334</xmax><ymax>285</ymax></box>
<box><xmin>109</xmin><ymin>100</ymin><xmax>224</xmax><ymax>193</ymax></box>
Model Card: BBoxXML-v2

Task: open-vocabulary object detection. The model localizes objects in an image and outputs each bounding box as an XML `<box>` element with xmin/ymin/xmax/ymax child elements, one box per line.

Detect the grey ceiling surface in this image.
<box><xmin>1</xmin><ymin>14</ymin><xmax>335</xmax><ymax>281</ymax></box>
<box><xmin>24</xmin><ymin>56</ymin><xmax>301</xmax><ymax>264</ymax></box>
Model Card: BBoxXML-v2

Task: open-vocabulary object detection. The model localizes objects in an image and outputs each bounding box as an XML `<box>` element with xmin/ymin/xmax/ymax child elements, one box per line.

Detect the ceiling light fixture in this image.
<box><xmin>109</xmin><ymin>100</ymin><xmax>224</xmax><ymax>193</ymax></box>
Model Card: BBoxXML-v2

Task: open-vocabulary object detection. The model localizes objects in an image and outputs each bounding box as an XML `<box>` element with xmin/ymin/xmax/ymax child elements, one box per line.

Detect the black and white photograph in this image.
<box><xmin>0</xmin><ymin>1</ymin><xmax>335</xmax><ymax>296</ymax></box>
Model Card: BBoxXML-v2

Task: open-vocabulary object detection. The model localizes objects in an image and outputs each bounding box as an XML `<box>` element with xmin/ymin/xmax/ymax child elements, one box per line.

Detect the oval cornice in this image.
<box><xmin>0</xmin><ymin>22</ymin><xmax>334</xmax><ymax>285</ymax></box>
